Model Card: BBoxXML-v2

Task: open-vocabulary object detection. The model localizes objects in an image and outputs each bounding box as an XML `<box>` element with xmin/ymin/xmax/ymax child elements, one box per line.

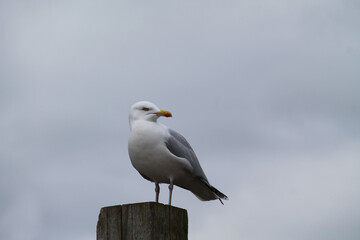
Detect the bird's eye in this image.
<box><xmin>142</xmin><ymin>107</ymin><xmax>150</xmax><ymax>111</ymax></box>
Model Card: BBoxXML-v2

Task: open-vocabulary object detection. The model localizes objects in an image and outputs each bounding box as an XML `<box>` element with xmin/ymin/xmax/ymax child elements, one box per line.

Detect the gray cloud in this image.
<box><xmin>1</xmin><ymin>0</ymin><xmax>359</xmax><ymax>239</ymax></box>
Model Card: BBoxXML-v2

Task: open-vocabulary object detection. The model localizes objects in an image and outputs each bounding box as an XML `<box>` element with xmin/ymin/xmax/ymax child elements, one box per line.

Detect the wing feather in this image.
<box><xmin>165</xmin><ymin>129</ymin><xmax>208</xmax><ymax>180</ymax></box>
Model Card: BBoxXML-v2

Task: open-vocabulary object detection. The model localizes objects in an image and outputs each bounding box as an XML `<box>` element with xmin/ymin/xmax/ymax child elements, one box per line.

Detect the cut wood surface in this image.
<box><xmin>97</xmin><ymin>202</ymin><xmax>188</xmax><ymax>240</ymax></box>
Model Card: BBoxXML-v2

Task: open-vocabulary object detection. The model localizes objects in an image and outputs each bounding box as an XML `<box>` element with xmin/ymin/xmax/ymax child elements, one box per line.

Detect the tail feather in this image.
<box><xmin>199</xmin><ymin>177</ymin><xmax>228</xmax><ymax>204</ymax></box>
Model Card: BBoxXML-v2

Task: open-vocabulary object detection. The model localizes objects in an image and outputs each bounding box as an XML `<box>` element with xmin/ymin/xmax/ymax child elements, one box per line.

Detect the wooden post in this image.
<box><xmin>97</xmin><ymin>202</ymin><xmax>188</xmax><ymax>240</ymax></box>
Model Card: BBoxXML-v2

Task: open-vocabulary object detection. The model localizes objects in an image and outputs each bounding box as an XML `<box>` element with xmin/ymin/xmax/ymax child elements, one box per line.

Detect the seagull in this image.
<box><xmin>128</xmin><ymin>101</ymin><xmax>228</xmax><ymax>205</ymax></box>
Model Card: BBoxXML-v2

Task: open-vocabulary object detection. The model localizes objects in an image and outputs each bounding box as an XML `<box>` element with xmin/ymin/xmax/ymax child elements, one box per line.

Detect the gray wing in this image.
<box><xmin>165</xmin><ymin>129</ymin><xmax>208</xmax><ymax>180</ymax></box>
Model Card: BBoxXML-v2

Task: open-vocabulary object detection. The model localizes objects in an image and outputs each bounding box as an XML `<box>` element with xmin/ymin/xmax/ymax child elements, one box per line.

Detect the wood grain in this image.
<box><xmin>97</xmin><ymin>202</ymin><xmax>188</xmax><ymax>240</ymax></box>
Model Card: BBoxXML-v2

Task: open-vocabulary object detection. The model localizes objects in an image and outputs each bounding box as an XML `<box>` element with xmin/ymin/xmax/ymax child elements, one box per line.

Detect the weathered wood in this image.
<box><xmin>97</xmin><ymin>202</ymin><xmax>188</xmax><ymax>240</ymax></box>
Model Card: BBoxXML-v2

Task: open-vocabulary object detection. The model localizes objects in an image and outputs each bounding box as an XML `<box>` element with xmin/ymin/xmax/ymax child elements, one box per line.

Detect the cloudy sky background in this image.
<box><xmin>1</xmin><ymin>0</ymin><xmax>359</xmax><ymax>239</ymax></box>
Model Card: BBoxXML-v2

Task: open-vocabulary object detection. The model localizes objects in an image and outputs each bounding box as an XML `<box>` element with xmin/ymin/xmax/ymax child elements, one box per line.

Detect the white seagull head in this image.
<box><xmin>129</xmin><ymin>101</ymin><xmax>172</xmax><ymax>127</ymax></box>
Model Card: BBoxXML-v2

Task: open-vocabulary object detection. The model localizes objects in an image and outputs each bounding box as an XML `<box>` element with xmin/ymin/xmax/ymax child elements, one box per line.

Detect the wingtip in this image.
<box><xmin>219</xmin><ymin>195</ymin><xmax>229</xmax><ymax>205</ymax></box>
<box><xmin>198</xmin><ymin>177</ymin><xmax>229</xmax><ymax>204</ymax></box>
<box><xmin>215</xmin><ymin>191</ymin><xmax>228</xmax><ymax>202</ymax></box>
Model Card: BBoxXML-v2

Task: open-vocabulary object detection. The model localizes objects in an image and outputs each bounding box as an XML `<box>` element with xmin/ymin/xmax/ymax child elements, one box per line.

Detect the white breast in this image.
<box><xmin>128</xmin><ymin>120</ymin><xmax>191</xmax><ymax>183</ymax></box>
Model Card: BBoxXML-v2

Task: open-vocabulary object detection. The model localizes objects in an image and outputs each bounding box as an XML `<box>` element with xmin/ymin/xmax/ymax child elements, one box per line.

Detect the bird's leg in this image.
<box><xmin>168</xmin><ymin>181</ymin><xmax>174</xmax><ymax>206</ymax></box>
<box><xmin>155</xmin><ymin>183</ymin><xmax>160</xmax><ymax>203</ymax></box>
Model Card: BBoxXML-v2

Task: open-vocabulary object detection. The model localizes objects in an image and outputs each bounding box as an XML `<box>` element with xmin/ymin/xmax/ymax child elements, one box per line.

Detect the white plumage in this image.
<box><xmin>128</xmin><ymin>101</ymin><xmax>228</xmax><ymax>205</ymax></box>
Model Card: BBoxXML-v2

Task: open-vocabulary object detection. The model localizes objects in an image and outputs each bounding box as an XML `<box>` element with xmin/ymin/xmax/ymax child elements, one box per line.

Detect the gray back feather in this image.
<box><xmin>165</xmin><ymin>129</ymin><xmax>208</xmax><ymax>181</ymax></box>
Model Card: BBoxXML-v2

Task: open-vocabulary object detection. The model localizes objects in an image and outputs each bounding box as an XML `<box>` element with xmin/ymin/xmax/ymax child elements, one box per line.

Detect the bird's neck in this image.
<box><xmin>129</xmin><ymin>119</ymin><xmax>158</xmax><ymax>131</ymax></box>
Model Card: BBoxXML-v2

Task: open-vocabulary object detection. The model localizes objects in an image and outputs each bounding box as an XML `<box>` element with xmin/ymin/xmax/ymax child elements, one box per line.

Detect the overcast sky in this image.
<box><xmin>1</xmin><ymin>0</ymin><xmax>360</xmax><ymax>239</ymax></box>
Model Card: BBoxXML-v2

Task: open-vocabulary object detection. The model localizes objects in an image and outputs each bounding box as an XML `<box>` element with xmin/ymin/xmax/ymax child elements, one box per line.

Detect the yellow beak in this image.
<box><xmin>155</xmin><ymin>110</ymin><xmax>172</xmax><ymax>118</ymax></box>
